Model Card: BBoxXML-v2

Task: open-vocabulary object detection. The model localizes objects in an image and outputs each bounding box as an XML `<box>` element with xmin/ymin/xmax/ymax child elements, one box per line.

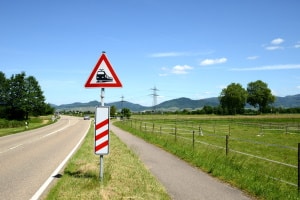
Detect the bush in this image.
<box><xmin>0</xmin><ymin>119</ymin><xmax>24</xmax><ymax>128</ymax></box>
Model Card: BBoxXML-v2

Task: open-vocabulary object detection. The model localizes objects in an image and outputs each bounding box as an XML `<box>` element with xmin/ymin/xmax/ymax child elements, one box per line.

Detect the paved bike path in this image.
<box><xmin>111</xmin><ymin>124</ymin><xmax>252</xmax><ymax>200</ymax></box>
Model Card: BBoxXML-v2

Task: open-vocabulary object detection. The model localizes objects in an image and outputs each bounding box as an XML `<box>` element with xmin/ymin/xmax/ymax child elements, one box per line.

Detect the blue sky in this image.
<box><xmin>1</xmin><ymin>0</ymin><xmax>300</xmax><ymax>106</ymax></box>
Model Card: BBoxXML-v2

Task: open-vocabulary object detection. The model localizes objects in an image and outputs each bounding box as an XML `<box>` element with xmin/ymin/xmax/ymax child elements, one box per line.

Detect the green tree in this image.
<box><xmin>0</xmin><ymin>72</ymin><xmax>7</xmax><ymax>103</ymax></box>
<box><xmin>2</xmin><ymin>71</ymin><xmax>49</xmax><ymax>119</ymax></box>
<box><xmin>6</xmin><ymin>72</ymin><xmax>27</xmax><ymax>119</ymax></box>
<box><xmin>110</xmin><ymin>105</ymin><xmax>117</xmax><ymax>117</ymax></box>
<box><xmin>44</xmin><ymin>103</ymin><xmax>55</xmax><ymax>115</ymax></box>
<box><xmin>247</xmin><ymin>80</ymin><xmax>275</xmax><ymax>113</ymax></box>
<box><xmin>0</xmin><ymin>72</ymin><xmax>8</xmax><ymax>118</ymax></box>
<box><xmin>219</xmin><ymin>83</ymin><xmax>248</xmax><ymax>115</ymax></box>
<box><xmin>23</xmin><ymin>76</ymin><xmax>46</xmax><ymax>118</ymax></box>
<box><xmin>202</xmin><ymin>105</ymin><xmax>214</xmax><ymax>114</ymax></box>
<box><xmin>121</xmin><ymin>108</ymin><xmax>131</xmax><ymax>119</ymax></box>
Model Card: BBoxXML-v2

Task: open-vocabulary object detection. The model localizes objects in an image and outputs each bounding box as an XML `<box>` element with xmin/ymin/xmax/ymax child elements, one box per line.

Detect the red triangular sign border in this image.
<box><xmin>84</xmin><ymin>53</ymin><xmax>122</xmax><ymax>88</ymax></box>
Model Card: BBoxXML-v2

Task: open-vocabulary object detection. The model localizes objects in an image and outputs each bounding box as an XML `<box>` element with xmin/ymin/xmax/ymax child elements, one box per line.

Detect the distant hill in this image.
<box><xmin>155</xmin><ymin>97</ymin><xmax>219</xmax><ymax>111</ymax></box>
<box><xmin>272</xmin><ymin>94</ymin><xmax>300</xmax><ymax>108</ymax></box>
<box><xmin>53</xmin><ymin>94</ymin><xmax>300</xmax><ymax>112</ymax></box>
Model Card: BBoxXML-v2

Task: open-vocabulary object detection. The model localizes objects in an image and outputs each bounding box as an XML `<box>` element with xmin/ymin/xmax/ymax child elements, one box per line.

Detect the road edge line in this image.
<box><xmin>30</xmin><ymin>122</ymin><xmax>91</xmax><ymax>200</ymax></box>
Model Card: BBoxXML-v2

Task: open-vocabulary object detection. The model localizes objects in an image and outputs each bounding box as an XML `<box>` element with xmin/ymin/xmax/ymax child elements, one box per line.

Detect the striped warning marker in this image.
<box><xmin>95</xmin><ymin>107</ymin><xmax>110</xmax><ymax>155</ymax></box>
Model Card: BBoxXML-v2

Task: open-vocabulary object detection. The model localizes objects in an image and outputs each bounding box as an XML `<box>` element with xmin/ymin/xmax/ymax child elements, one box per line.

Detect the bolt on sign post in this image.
<box><xmin>84</xmin><ymin>52</ymin><xmax>122</xmax><ymax>180</ymax></box>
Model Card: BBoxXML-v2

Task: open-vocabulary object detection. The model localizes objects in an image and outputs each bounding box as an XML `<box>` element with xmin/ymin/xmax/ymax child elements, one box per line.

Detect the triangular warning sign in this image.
<box><xmin>85</xmin><ymin>53</ymin><xmax>122</xmax><ymax>88</ymax></box>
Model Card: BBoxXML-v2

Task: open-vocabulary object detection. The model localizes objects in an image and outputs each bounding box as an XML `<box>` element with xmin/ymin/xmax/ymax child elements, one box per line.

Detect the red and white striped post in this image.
<box><xmin>95</xmin><ymin>106</ymin><xmax>109</xmax><ymax>155</ymax></box>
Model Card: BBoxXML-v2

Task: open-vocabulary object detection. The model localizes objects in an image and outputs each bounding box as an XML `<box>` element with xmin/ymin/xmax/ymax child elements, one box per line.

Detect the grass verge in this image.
<box><xmin>45</xmin><ymin>123</ymin><xmax>170</xmax><ymax>200</ymax></box>
<box><xmin>0</xmin><ymin>115</ymin><xmax>55</xmax><ymax>137</ymax></box>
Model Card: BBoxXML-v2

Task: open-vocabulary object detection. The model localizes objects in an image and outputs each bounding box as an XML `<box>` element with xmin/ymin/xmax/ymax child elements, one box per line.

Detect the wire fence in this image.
<box><xmin>121</xmin><ymin>118</ymin><xmax>299</xmax><ymax>189</ymax></box>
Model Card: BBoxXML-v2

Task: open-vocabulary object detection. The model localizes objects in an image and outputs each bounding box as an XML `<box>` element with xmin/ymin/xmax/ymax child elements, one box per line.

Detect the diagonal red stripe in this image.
<box><xmin>95</xmin><ymin>130</ymin><xmax>109</xmax><ymax>141</ymax></box>
<box><xmin>95</xmin><ymin>140</ymin><xmax>109</xmax><ymax>152</ymax></box>
<box><xmin>96</xmin><ymin>119</ymin><xmax>109</xmax><ymax>130</ymax></box>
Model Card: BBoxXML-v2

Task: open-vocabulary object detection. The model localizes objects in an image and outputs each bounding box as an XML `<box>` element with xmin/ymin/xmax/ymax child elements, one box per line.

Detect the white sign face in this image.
<box><xmin>85</xmin><ymin>53</ymin><xmax>122</xmax><ymax>88</ymax></box>
<box><xmin>95</xmin><ymin>107</ymin><xmax>110</xmax><ymax>155</ymax></box>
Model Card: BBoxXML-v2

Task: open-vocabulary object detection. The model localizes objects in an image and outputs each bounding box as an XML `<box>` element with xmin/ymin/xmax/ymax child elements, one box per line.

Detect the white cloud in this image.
<box><xmin>200</xmin><ymin>57</ymin><xmax>227</xmax><ymax>66</ymax></box>
<box><xmin>149</xmin><ymin>51</ymin><xmax>214</xmax><ymax>58</ymax></box>
<box><xmin>264</xmin><ymin>38</ymin><xmax>285</xmax><ymax>50</ymax></box>
<box><xmin>247</xmin><ymin>56</ymin><xmax>259</xmax><ymax>60</ymax></box>
<box><xmin>294</xmin><ymin>42</ymin><xmax>300</xmax><ymax>48</ymax></box>
<box><xmin>159</xmin><ymin>65</ymin><xmax>193</xmax><ymax>75</ymax></box>
<box><xmin>171</xmin><ymin>65</ymin><xmax>193</xmax><ymax>74</ymax></box>
<box><xmin>265</xmin><ymin>46</ymin><xmax>283</xmax><ymax>51</ymax></box>
<box><xmin>271</xmin><ymin>38</ymin><xmax>284</xmax><ymax>45</ymax></box>
<box><xmin>230</xmin><ymin>64</ymin><xmax>300</xmax><ymax>71</ymax></box>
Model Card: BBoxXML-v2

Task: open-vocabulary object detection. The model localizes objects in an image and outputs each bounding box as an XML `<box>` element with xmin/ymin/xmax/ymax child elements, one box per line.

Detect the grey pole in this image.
<box><xmin>100</xmin><ymin>88</ymin><xmax>105</xmax><ymax>180</ymax></box>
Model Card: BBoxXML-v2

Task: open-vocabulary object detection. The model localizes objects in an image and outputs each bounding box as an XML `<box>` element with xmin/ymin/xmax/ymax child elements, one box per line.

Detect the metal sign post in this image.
<box><xmin>100</xmin><ymin>88</ymin><xmax>105</xmax><ymax>181</ymax></box>
<box><xmin>100</xmin><ymin>88</ymin><xmax>104</xmax><ymax>180</ymax></box>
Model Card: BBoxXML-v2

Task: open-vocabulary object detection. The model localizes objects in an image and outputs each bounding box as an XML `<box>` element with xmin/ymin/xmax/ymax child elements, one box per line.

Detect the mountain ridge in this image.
<box><xmin>53</xmin><ymin>94</ymin><xmax>300</xmax><ymax>112</ymax></box>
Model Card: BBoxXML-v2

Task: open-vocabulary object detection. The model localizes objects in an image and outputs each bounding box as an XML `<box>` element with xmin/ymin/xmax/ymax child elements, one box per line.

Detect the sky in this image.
<box><xmin>1</xmin><ymin>0</ymin><xmax>300</xmax><ymax>106</ymax></box>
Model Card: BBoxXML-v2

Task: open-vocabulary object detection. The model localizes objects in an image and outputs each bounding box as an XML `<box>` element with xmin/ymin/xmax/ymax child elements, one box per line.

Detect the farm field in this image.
<box><xmin>114</xmin><ymin>114</ymin><xmax>300</xmax><ymax>200</ymax></box>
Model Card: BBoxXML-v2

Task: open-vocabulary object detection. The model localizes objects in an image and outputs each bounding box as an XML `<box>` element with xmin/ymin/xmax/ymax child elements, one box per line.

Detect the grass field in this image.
<box><xmin>0</xmin><ymin>115</ymin><xmax>55</xmax><ymax>137</ymax></box>
<box><xmin>115</xmin><ymin>114</ymin><xmax>300</xmax><ymax>200</ymax></box>
<box><xmin>45</xmin><ymin>122</ymin><xmax>170</xmax><ymax>200</ymax></box>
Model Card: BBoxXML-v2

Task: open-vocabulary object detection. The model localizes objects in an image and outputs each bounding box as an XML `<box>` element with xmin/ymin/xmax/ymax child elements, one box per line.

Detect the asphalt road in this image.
<box><xmin>0</xmin><ymin>116</ymin><xmax>90</xmax><ymax>200</ymax></box>
<box><xmin>111</xmin><ymin>124</ymin><xmax>253</xmax><ymax>200</ymax></box>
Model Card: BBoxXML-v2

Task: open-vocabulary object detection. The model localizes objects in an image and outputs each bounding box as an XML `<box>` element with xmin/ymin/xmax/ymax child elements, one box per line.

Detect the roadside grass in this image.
<box><xmin>0</xmin><ymin>115</ymin><xmax>55</xmax><ymax>137</ymax></box>
<box><xmin>115</xmin><ymin>115</ymin><xmax>300</xmax><ymax>200</ymax></box>
<box><xmin>45</xmin><ymin>122</ymin><xmax>170</xmax><ymax>200</ymax></box>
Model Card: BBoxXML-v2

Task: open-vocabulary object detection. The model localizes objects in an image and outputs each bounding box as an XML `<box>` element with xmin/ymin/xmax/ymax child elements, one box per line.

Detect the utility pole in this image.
<box><xmin>120</xmin><ymin>95</ymin><xmax>124</xmax><ymax>119</ymax></box>
<box><xmin>150</xmin><ymin>86</ymin><xmax>159</xmax><ymax>112</ymax></box>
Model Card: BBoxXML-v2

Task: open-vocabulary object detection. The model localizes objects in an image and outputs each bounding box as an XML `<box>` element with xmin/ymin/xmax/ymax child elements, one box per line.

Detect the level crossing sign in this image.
<box><xmin>85</xmin><ymin>53</ymin><xmax>122</xmax><ymax>88</ymax></box>
<box><xmin>84</xmin><ymin>52</ymin><xmax>121</xmax><ymax>180</ymax></box>
<box><xmin>95</xmin><ymin>107</ymin><xmax>110</xmax><ymax>155</ymax></box>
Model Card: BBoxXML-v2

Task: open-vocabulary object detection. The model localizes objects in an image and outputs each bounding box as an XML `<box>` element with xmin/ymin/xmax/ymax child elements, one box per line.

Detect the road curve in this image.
<box><xmin>0</xmin><ymin>116</ymin><xmax>90</xmax><ymax>200</ymax></box>
<box><xmin>111</xmin><ymin>124</ymin><xmax>253</xmax><ymax>200</ymax></box>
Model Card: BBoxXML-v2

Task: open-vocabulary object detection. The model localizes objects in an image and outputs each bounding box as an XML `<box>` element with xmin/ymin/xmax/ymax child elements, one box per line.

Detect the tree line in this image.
<box><xmin>0</xmin><ymin>71</ymin><xmax>54</xmax><ymax>120</ymax></box>
<box><xmin>219</xmin><ymin>80</ymin><xmax>275</xmax><ymax>114</ymax></box>
<box><xmin>181</xmin><ymin>80</ymin><xmax>275</xmax><ymax>115</ymax></box>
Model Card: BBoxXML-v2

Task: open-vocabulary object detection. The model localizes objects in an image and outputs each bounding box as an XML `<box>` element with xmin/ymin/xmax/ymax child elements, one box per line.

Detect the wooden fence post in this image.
<box><xmin>175</xmin><ymin>126</ymin><xmax>177</xmax><ymax>141</ymax></box>
<box><xmin>214</xmin><ymin>124</ymin><xmax>216</xmax><ymax>134</ymax></box>
<box><xmin>193</xmin><ymin>130</ymin><xmax>195</xmax><ymax>149</ymax></box>
<box><xmin>298</xmin><ymin>143</ymin><xmax>300</xmax><ymax>194</ymax></box>
<box><xmin>226</xmin><ymin>135</ymin><xmax>229</xmax><ymax>156</ymax></box>
<box><xmin>152</xmin><ymin>123</ymin><xmax>154</xmax><ymax>134</ymax></box>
